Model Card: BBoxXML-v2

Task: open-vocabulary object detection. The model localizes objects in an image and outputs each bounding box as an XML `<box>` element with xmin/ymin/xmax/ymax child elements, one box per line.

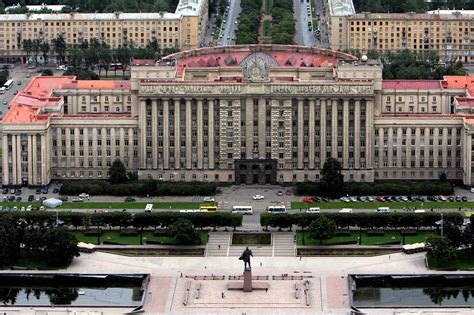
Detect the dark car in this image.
<box><xmin>28</xmin><ymin>195</ymin><xmax>34</xmax><ymax>202</ymax></box>
<box><xmin>42</xmin><ymin>188</ymin><xmax>48</xmax><ymax>194</ymax></box>
<box><xmin>35</xmin><ymin>188</ymin><xmax>41</xmax><ymax>194</ymax></box>
<box><xmin>311</xmin><ymin>196</ymin><xmax>321</xmax><ymax>202</ymax></box>
<box><xmin>2</xmin><ymin>188</ymin><xmax>7</xmax><ymax>194</ymax></box>
<box><xmin>40</xmin><ymin>196</ymin><xmax>47</xmax><ymax>201</ymax></box>
<box><xmin>408</xmin><ymin>196</ymin><xmax>416</xmax><ymax>201</ymax></box>
<box><xmin>59</xmin><ymin>196</ymin><xmax>68</xmax><ymax>202</ymax></box>
<box><xmin>15</xmin><ymin>196</ymin><xmax>21</xmax><ymax>202</ymax></box>
<box><xmin>321</xmin><ymin>197</ymin><xmax>329</xmax><ymax>202</ymax></box>
<box><xmin>8</xmin><ymin>196</ymin><xmax>15</xmax><ymax>201</ymax></box>
<box><xmin>124</xmin><ymin>197</ymin><xmax>136</xmax><ymax>202</ymax></box>
<box><xmin>455</xmin><ymin>196</ymin><xmax>462</xmax><ymax>202</ymax></box>
<box><xmin>15</xmin><ymin>189</ymin><xmax>21</xmax><ymax>196</ymax></box>
<box><xmin>462</xmin><ymin>196</ymin><xmax>468</xmax><ymax>202</ymax></box>
<box><xmin>448</xmin><ymin>196</ymin><xmax>455</xmax><ymax>202</ymax></box>
<box><xmin>427</xmin><ymin>196</ymin><xmax>438</xmax><ymax>202</ymax></box>
<box><xmin>52</xmin><ymin>188</ymin><xmax>59</xmax><ymax>194</ymax></box>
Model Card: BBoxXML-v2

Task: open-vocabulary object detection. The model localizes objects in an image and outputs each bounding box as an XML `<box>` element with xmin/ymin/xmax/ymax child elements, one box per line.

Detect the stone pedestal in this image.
<box><xmin>228</xmin><ymin>267</ymin><xmax>269</xmax><ymax>292</ymax></box>
<box><xmin>243</xmin><ymin>268</ymin><xmax>252</xmax><ymax>292</ymax></box>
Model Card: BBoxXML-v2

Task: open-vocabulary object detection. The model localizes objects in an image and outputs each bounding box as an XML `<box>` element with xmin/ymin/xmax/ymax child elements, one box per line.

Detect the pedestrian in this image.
<box><xmin>299</xmin><ymin>256</ymin><xmax>302</xmax><ymax>261</ymax></box>
<box><xmin>260</xmin><ymin>262</ymin><xmax>262</xmax><ymax>267</ymax></box>
<box><xmin>180</xmin><ymin>272</ymin><xmax>183</xmax><ymax>278</ymax></box>
<box><xmin>389</xmin><ymin>255</ymin><xmax>391</xmax><ymax>260</ymax></box>
<box><xmin>205</xmin><ymin>266</ymin><xmax>207</xmax><ymax>269</ymax></box>
<box><xmin>218</xmin><ymin>244</ymin><xmax>221</xmax><ymax>250</ymax></box>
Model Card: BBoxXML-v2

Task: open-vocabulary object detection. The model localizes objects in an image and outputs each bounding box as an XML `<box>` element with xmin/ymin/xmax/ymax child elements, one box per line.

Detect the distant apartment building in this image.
<box><xmin>0</xmin><ymin>0</ymin><xmax>208</xmax><ymax>63</ymax></box>
<box><xmin>328</xmin><ymin>0</ymin><xmax>356</xmax><ymax>51</ymax></box>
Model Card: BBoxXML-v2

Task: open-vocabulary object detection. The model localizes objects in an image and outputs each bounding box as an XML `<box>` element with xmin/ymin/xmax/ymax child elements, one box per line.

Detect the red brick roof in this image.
<box><xmin>382</xmin><ymin>80</ymin><xmax>442</xmax><ymax>89</ymax></box>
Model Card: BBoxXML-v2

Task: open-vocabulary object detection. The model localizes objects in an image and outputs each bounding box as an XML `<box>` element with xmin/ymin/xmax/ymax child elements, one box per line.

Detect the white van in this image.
<box><xmin>414</xmin><ymin>209</ymin><xmax>426</xmax><ymax>213</ymax></box>
<box><xmin>306</xmin><ymin>207</ymin><xmax>320</xmax><ymax>213</ymax></box>
<box><xmin>376</xmin><ymin>207</ymin><xmax>390</xmax><ymax>213</ymax></box>
<box><xmin>339</xmin><ymin>208</ymin><xmax>353</xmax><ymax>213</ymax></box>
<box><xmin>0</xmin><ymin>87</ymin><xmax>6</xmax><ymax>94</ymax></box>
<box><xmin>145</xmin><ymin>204</ymin><xmax>153</xmax><ymax>212</ymax></box>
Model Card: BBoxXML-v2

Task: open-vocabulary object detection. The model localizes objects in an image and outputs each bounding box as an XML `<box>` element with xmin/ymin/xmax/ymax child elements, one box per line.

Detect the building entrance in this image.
<box><xmin>234</xmin><ymin>159</ymin><xmax>277</xmax><ymax>185</ymax></box>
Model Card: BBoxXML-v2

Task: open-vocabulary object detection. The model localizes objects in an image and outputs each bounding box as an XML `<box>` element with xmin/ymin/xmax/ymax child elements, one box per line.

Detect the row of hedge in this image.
<box><xmin>260</xmin><ymin>212</ymin><xmax>463</xmax><ymax>229</ymax></box>
<box><xmin>59</xmin><ymin>180</ymin><xmax>217</xmax><ymax>196</ymax></box>
<box><xmin>295</xmin><ymin>181</ymin><xmax>453</xmax><ymax>197</ymax></box>
<box><xmin>235</xmin><ymin>0</ymin><xmax>262</xmax><ymax>44</ymax></box>
<box><xmin>2</xmin><ymin>211</ymin><xmax>242</xmax><ymax>230</ymax></box>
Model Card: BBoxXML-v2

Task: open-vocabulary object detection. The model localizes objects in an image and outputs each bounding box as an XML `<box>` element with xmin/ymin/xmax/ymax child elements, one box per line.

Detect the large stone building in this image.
<box><xmin>3</xmin><ymin>44</ymin><xmax>474</xmax><ymax>187</ymax></box>
<box><xmin>0</xmin><ymin>0</ymin><xmax>208</xmax><ymax>62</ymax></box>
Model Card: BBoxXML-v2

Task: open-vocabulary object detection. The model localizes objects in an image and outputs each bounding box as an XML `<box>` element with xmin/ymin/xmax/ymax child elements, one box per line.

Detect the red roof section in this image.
<box><xmin>443</xmin><ymin>76</ymin><xmax>474</xmax><ymax>96</ymax></box>
<box><xmin>456</xmin><ymin>97</ymin><xmax>474</xmax><ymax>106</ymax></box>
<box><xmin>382</xmin><ymin>80</ymin><xmax>442</xmax><ymax>89</ymax></box>
<box><xmin>60</xmin><ymin>80</ymin><xmax>130</xmax><ymax>90</ymax></box>
<box><xmin>131</xmin><ymin>59</ymin><xmax>155</xmax><ymax>66</ymax></box>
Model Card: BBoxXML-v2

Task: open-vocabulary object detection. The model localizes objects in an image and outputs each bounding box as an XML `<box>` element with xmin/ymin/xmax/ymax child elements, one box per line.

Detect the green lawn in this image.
<box><xmin>70</xmin><ymin>230</ymin><xmax>208</xmax><ymax>245</ymax></box>
<box><xmin>297</xmin><ymin>230</ymin><xmax>435</xmax><ymax>246</ymax></box>
<box><xmin>0</xmin><ymin>201</ymin><xmax>214</xmax><ymax>210</ymax></box>
<box><xmin>428</xmin><ymin>249</ymin><xmax>474</xmax><ymax>270</ymax></box>
<box><xmin>292</xmin><ymin>201</ymin><xmax>473</xmax><ymax>210</ymax></box>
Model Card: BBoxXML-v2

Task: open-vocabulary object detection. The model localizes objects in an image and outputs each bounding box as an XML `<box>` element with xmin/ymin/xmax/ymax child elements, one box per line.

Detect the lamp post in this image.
<box><xmin>441</xmin><ymin>212</ymin><xmax>444</xmax><ymax>238</ymax></box>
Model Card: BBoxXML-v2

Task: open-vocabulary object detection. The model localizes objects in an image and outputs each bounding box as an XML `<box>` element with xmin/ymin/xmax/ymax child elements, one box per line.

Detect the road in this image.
<box><xmin>313</xmin><ymin>0</ymin><xmax>330</xmax><ymax>48</ymax></box>
<box><xmin>219</xmin><ymin>0</ymin><xmax>241</xmax><ymax>46</ymax></box>
<box><xmin>293</xmin><ymin>0</ymin><xmax>315</xmax><ymax>46</ymax></box>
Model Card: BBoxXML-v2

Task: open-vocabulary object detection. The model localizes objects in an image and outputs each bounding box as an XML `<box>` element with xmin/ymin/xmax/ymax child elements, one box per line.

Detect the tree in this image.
<box><xmin>98</xmin><ymin>45</ymin><xmax>112</xmax><ymax>76</ymax></box>
<box><xmin>22</xmin><ymin>39</ymin><xmax>33</xmax><ymax>63</ymax></box>
<box><xmin>41</xmin><ymin>69</ymin><xmax>54</xmax><ymax>76</ymax></box>
<box><xmin>109</xmin><ymin>159</ymin><xmax>128</xmax><ymax>184</ymax></box>
<box><xmin>438</xmin><ymin>172</ymin><xmax>447</xmax><ymax>182</ymax></box>
<box><xmin>31</xmin><ymin>39</ymin><xmax>41</xmax><ymax>64</ymax></box>
<box><xmin>41</xmin><ymin>228</ymin><xmax>80</xmax><ymax>266</ymax></box>
<box><xmin>308</xmin><ymin>215</ymin><xmax>336</xmax><ymax>245</ymax></box>
<box><xmin>444</xmin><ymin>221</ymin><xmax>462</xmax><ymax>248</ymax></box>
<box><xmin>321</xmin><ymin>157</ymin><xmax>344</xmax><ymax>197</ymax></box>
<box><xmin>167</xmin><ymin>218</ymin><xmax>200</xmax><ymax>245</ymax></box>
<box><xmin>426</xmin><ymin>235</ymin><xmax>457</xmax><ymax>267</ymax></box>
<box><xmin>462</xmin><ymin>216</ymin><xmax>474</xmax><ymax>251</ymax></box>
<box><xmin>0</xmin><ymin>216</ymin><xmax>19</xmax><ymax>267</ymax></box>
<box><xmin>68</xmin><ymin>47</ymin><xmax>83</xmax><ymax>70</ymax></box>
<box><xmin>115</xmin><ymin>46</ymin><xmax>132</xmax><ymax>78</ymax></box>
<box><xmin>40</xmin><ymin>41</ymin><xmax>50</xmax><ymax>65</ymax></box>
<box><xmin>52</xmin><ymin>35</ymin><xmax>67</xmax><ymax>64</ymax></box>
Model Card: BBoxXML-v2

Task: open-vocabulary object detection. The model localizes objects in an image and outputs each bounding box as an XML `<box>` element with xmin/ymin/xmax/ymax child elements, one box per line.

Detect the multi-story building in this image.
<box><xmin>4</xmin><ymin>44</ymin><xmax>474</xmax><ymax>187</ymax></box>
<box><xmin>0</xmin><ymin>0</ymin><xmax>208</xmax><ymax>63</ymax></box>
<box><xmin>328</xmin><ymin>0</ymin><xmax>356</xmax><ymax>51</ymax></box>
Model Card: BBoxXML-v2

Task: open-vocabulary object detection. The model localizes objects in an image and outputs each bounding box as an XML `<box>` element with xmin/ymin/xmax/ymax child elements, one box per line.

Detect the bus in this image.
<box><xmin>232</xmin><ymin>206</ymin><xmax>253</xmax><ymax>215</ymax></box>
<box><xmin>109</xmin><ymin>63</ymin><xmax>123</xmax><ymax>71</ymax></box>
<box><xmin>3</xmin><ymin>79</ymin><xmax>14</xmax><ymax>90</ymax></box>
<box><xmin>199</xmin><ymin>204</ymin><xmax>218</xmax><ymax>212</ymax></box>
<box><xmin>267</xmin><ymin>205</ymin><xmax>286</xmax><ymax>213</ymax></box>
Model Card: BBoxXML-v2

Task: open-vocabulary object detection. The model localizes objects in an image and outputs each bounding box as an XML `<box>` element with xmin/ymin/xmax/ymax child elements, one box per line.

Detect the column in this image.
<box><xmin>40</xmin><ymin>135</ymin><xmax>46</xmax><ymax>184</ymax></box>
<box><xmin>92</xmin><ymin>128</ymin><xmax>98</xmax><ymax>167</ymax></box>
<box><xmin>74</xmin><ymin>128</ymin><xmax>80</xmax><ymax>170</ymax></box>
<box><xmin>245</xmin><ymin>98</ymin><xmax>253</xmax><ymax>159</ymax></box>
<box><xmin>415</xmin><ymin>128</ymin><xmax>421</xmax><ymax>168</ymax></box>
<box><xmin>397</xmin><ymin>127</ymin><xmax>402</xmax><ymax>169</ymax></box>
<box><xmin>442</xmin><ymin>128</ymin><xmax>448</xmax><ymax>168</ymax></box>
<box><xmin>297</xmin><ymin>99</ymin><xmax>304</xmax><ymax>169</ymax></box>
<box><xmin>342</xmin><ymin>99</ymin><xmax>349</xmax><ymax>168</ymax></box>
<box><xmin>451</xmin><ymin>128</ymin><xmax>457</xmax><ymax>168</ymax></box>
<box><xmin>387</xmin><ymin>127</ymin><xmax>393</xmax><ymax>168</ymax></box>
<box><xmin>185</xmin><ymin>99</ymin><xmax>192</xmax><ymax>169</ymax></box>
<box><xmin>32</xmin><ymin>135</ymin><xmax>37</xmax><ymax>184</ymax></box>
<box><xmin>378</xmin><ymin>127</ymin><xmax>383</xmax><ymax>168</ymax></box>
<box><xmin>365</xmin><ymin>99</ymin><xmax>373</xmax><ymax>169</ymax></box>
<box><xmin>16</xmin><ymin>135</ymin><xmax>21</xmax><ymax>185</ymax></box>
<box><xmin>258</xmin><ymin>97</ymin><xmax>266</xmax><ymax>159</ymax></box>
<box><xmin>320</xmin><ymin>99</ymin><xmax>327</xmax><ymax>166</ymax></box>
<box><xmin>354</xmin><ymin>100</ymin><xmax>360</xmax><ymax>169</ymax></box>
<box><xmin>208</xmin><ymin>99</ymin><xmax>215</xmax><ymax>169</ymax></box>
<box><xmin>308</xmin><ymin>100</ymin><xmax>315</xmax><ymax>169</ymax></box>
<box><xmin>174</xmin><ymin>99</ymin><xmax>181</xmax><ymax>169</ymax></box>
<box><xmin>2</xmin><ymin>135</ymin><xmax>8</xmax><ymax>185</ymax></box>
<box><xmin>119</xmin><ymin>128</ymin><xmax>125</xmax><ymax>163</ymax></box>
<box><xmin>101</xmin><ymin>127</ymin><xmax>107</xmax><ymax>168</ymax></box>
<box><xmin>406</xmin><ymin>128</ymin><xmax>412</xmax><ymax>168</ymax></box>
<box><xmin>27</xmin><ymin>135</ymin><xmax>32</xmax><ymax>185</ymax></box>
<box><xmin>111</xmin><ymin>128</ymin><xmax>116</xmax><ymax>166</ymax></box>
<box><xmin>466</xmin><ymin>134</ymin><xmax>472</xmax><ymax>185</ymax></box>
<box><xmin>65</xmin><ymin>128</ymin><xmax>71</xmax><ymax>166</ymax></box>
<box><xmin>197</xmin><ymin>99</ymin><xmax>204</xmax><ymax>169</ymax></box>
<box><xmin>433</xmin><ymin>128</ymin><xmax>439</xmax><ymax>169</ymax></box>
<box><xmin>128</xmin><ymin>128</ymin><xmax>134</xmax><ymax>169</ymax></box>
<box><xmin>152</xmin><ymin>99</ymin><xmax>158</xmax><ymax>169</ymax></box>
<box><xmin>56</xmin><ymin>128</ymin><xmax>62</xmax><ymax>170</ymax></box>
<box><xmin>163</xmin><ymin>99</ymin><xmax>170</xmax><ymax>169</ymax></box>
<box><xmin>424</xmin><ymin>127</ymin><xmax>430</xmax><ymax>169</ymax></box>
<box><xmin>11</xmin><ymin>135</ymin><xmax>17</xmax><ymax>184</ymax></box>
<box><xmin>139</xmin><ymin>99</ymin><xmax>147</xmax><ymax>168</ymax></box>
<box><xmin>331</xmin><ymin>99</ymin><xmax>338</xmax><ymax>158</ymax></box>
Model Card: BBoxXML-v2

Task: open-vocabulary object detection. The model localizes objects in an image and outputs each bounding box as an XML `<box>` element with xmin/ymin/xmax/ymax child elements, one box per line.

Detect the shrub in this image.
<box><xmin>366</xmin><ymin>229</ymin><xmax>385</xmax><ymax>236</ymax></box>
<box><xmin>330</xmin><ymin>240</ymin><xmax>358</xmax><ymax>245</ymax></box>
<box><xmin>145</xmin><ymin>239</ymin><xmax>163</xmax><ymax>245</ymax></box>
<box><xmin>334</xmin><ymin>229</ymin><xmax>352</xmax><ymax>236</ymax></box>
<box><xmin>374</xmin><ymin>240</ymin><xmax>401</xmax><ymax>245</ymax></box>
<box><xmin>401</xmin><ymin>230</ymin><xmax>418</xmax><ymax>236</ymax></box>
<box><xmin>84</xmin><ymin>229</ymin><xmax>103</xmax><ymax>236</ymax></box>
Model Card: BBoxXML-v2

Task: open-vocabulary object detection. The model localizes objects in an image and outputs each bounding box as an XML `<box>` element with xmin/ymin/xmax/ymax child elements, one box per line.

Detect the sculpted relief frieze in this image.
<box><xmin>138</xmin><ymin>84</ymin><xmax>374</xmax><ymax>96</ymax></box>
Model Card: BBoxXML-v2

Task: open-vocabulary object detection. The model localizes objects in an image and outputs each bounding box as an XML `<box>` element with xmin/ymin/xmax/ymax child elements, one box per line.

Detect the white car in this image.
<box><xmin>56</xmin><ymin>65</ymin><xmax>67</xmax><ymax>71</ymax></box>
<box><xmin>203</xmin><ymin>197</ymin><xmax>215</xmax><ymax>202</ymax></box>
<box><xmin>339</xmin><ymin>197</ymin><xmax>350</xmax><ymax>202</ymax></box>
<box><xmin>79</xmin><ymin>193</ymin><xmax>90</xmax><ymax>199</ymax></box>
<box><xmin>253</xmin><ymin>195</ymin><xmax>264</xmax><ymax>200</ymax></box>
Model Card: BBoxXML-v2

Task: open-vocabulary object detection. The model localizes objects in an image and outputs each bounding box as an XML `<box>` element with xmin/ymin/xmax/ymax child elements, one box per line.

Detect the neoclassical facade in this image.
<box><xmin>3</xmin><ymin>45</ymin><xmax>474</xmax><ymax>186</ymax></box>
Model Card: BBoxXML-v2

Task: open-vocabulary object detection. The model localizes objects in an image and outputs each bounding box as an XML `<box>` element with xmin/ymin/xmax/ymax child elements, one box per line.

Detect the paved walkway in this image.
<box><xmin>206</xmin><ymin>232</ymin><xmax>295</xmax><ymax>257</ymax></box>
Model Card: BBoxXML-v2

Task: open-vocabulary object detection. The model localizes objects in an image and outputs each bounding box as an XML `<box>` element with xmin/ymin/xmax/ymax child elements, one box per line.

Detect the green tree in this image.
<box><xmin>22</xmin><ymin>39</ymin><xmax>33</xmax><ymax>63</ymax></box>
<box><xmin>98</xmin><ymin>45</ymin><xmax>112</xmax><ymax>76</ymax></box>
<box><xmin>168</xmin><ymin>218</ymin><xmax>200</xmax><ymax>245</ymax></box>
<box><xmin>426</xmin><ymin>235</ymin><xmax>457</xmax><ymax>267</ymax></box>
<box><xmin>0</xmin><ymin>70</ymin><xmax>9</xmax><ymax>86</ymax></box>
<box><xmin>31</xmin><ymin>39</ymin><xmax>41</xmax><ymax>64</ymax></box>
<box><xmin>52</xmin><ymin>35</ymin><xmax>67</xmax><ymax>64</ymax></box>
<box><xmin>462</xmin><ymin>216</ymin><xmax>474</xmax><ymax>251</ymax></box>
<box><xmin>41</xmin><ymin>69</ymin><xmax>54</xmax><ymax>76</ymax></box>
<box><xmin>41</xmin><ymin>228</ymin><xmax>80</xmax><ymax>266</ymax></box>
<box><xmin>438</xmin><ymin>172</ymin><xmax>447</xmax><ymax>182</ymax></box>
<box><xmin>68</xmin><ymin>47</ymin><xmax>83</xmax><ymax>70</ymax></box>
<box><xmin>444</xmin><ymin>221</ymin><xmax>462</xmax><ymax>248</ymax></box>
<box><xmin>109</xmin><ymin>159</ymin><xmax>128</xmax><ymax>184</ymax></box>
<box><xmin>40</xmin><ymin>41</ymin><xmax>50</xmax><ymax>64</ymax></box>
<box><xmin>0</xmin><ymin>216</ymin><xmax>19</xmax><ymax>267</ymax></box>
<box><xmin>308</xmin><ymin>215</ymin><xmax>336</xmax><ymax>245</ymax></box>
<box><xmin>321</xmin><ymin>157</ymin><xmax>344</xmax><ymax>197</ymax></box>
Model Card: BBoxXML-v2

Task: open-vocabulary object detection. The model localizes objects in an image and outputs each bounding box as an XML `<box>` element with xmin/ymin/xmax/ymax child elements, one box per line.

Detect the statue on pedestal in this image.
<box><xmin>238</xmin><ymin>247</ymin><xmax>253</xmax><ymax>269</ymax></box>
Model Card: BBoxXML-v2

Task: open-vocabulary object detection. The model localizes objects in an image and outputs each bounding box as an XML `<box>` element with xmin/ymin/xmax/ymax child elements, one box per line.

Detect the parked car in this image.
<box><xmin>15</xmin><ymin>196</ymin><xmax>21</xmax><ymax>202</ymax></box>
<box><xmin>42</xmin><ymin>188</ymin><xmax>48</xmax><ymax>194</ymax></box>
<box><xmin>462</xmin><ymin>196</ymin><xmax>468</xmax><ymax>202</ymax></box>
<box><xmin>253</xmin><ymin>195</ymin><xmax>264</xmax><ymax>200</ymax></box>
<box><xmin>375</xmin><ymin>196</ymin><xmax>385</xmax><ymax>202</ymax></box>
<box><xmin>455</xmin><ymin>196</ymin><xmax>462</xmax><ymax>202</ymax></box>
<box><xmin>40</xmin><ymin>196</ymin><xmax>47</xmax><ymax>201</ymax></box>
<box><xmin>303</xmin><ymin>197</ymin><xmax>313</xmax><ymax>203</ymax></box>
<box><xmin>203</xmin><ymin>197</ymin><xmax>215</xmax><ymax>202</ymax></box>
<box><xmin>52</xmin><ymin>188</ymin><xmax>59</xmax><ymax>194</ymax></box>
<box><xmin>321</xmin><ymin>197</ymin><xmax>329</xmax><ymax>202</ymax></box>
<box><xmin>72</xmin><ymin>197</ymin><xmax>84</xmax><ymax>202</ymax></box>
<box><xmin>339</xmin><ymin>197</ymin><xmax>350</xmax><ymax>202</ymax></box>
<box><xmin>448</xmin><ymin>196</ymin><xmax>455</xmax><ymax>202</ymax></box>
<box><xmin>59</xmin><ymin>196</ymin><xmax>68</xmax><ymax>202</ymax></box>
<box><xmin>427</xmin><ymin>196</ymin><xmax>438</xmax><ymax>202</ymax></box>
<box><xmin>79</xmin><ymin>193</ymin><xmax>89</xmax><ymax>199</ymax></box>
<box><xmin>311</xmin><ymin>196</ymin><xmax>321</xmax><ymax>202</ymax></box>
<box><xmin>357</xmin><ymin>196</ymin><xmax>366</xmax><ymax>202</ymax></box>
<box><xmin>349</xmin><ymin>197</ymin><xmax>357</xmax><ymax>202</ymax></box>
<box><xmin>366</xmin><ymin>196</ymin><xmax>374</xmax><ymax>202</ymax></box>
<box><xmin>2</xmin><ymin>188</ymin><xmax>7</xmax><ymax>194</ymax></box>
<box><xmin>125</xmin><ymin>197</ymin><xmax>136</xmax><ymax>202</ymax></box>
<box><xmin>28</xmin><ymin>195</ymin><xmax>34</xmax><ymax>202</ymax></box>
<box><xmin>10</xmin><ymin>189</ymin><xmax>15</xmax><ymax>194</ymax></box>
<box><xmin>437</xmin><ymin>195</ymin><xmax>448</xmax><ymax>202</ymax></box>
<box><xmin>35</xmin><ymin>188</ymin><xmax>41</xmax><ymax>194</ymax></box>
<box><xmin>276</xmin><ymin>191</ymin><xmax>283</xmax><ymax>196</ymax></box>
<box><xmin>8</xmin><ymin>196</ymin><xmax>15</xmax><ymax>201</ymax></box>
<box><xmin>15</xmin><ymin>189</ymin><xmax>21</xmax><ymax>196</ymax></box>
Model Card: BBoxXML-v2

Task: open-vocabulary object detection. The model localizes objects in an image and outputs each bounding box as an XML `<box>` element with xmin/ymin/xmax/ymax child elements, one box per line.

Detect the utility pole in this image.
<box><xmin>441</xmin><ymin>212</ymin><xmax>444</xmax><ymax>238</ymax></box>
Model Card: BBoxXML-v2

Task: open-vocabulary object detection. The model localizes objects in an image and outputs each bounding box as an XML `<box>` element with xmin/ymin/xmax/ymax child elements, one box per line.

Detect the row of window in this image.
<box><xmin>375</xmin><ymin>128</ymin><xmax>461</xmax><ymax>136</ymax></box>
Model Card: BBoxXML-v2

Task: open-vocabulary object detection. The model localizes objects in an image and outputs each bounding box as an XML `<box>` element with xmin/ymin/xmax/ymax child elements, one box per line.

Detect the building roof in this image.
<box><xmin>350</xmin><ymin>12</ymin><xmax>473</xmax><ymax>20</ymax></box>
<box><xmin>6</xmin><ymin>4</ymin><xmax>66</xmax><ymax>12</ymax></box>
<box><xmin>175</xmin><ymin>0</ymin><xmax>204</xmax><ymax>16</ymax></box>
<box><xmin>132</xmin><ymin>59</ymin><xmax>156</xmax><ymax>66</ymax></box>
<box><xmin>2</xmin><ymin>76</ymin><xmax>131</xmax><ymax>125</ymax></box>
<box><xmin>427</xmin><ymin>10</ymin><xmax>474</xmax><ymax>16</ymax></box>
<box><xmin>328</xmin><ymin>0</ymin><xmax>355</xmax><ymax>16</ymax></box>
<box><xmin>443</xmin><ymin>76</ymin><xmax>474</xmax><ymax>96</ymax></box>
<box><xmin>0</xmin><ymin>12</ymin><xmax>180</xmax><ymax>21</ymax></box>
<box><xmin>456</xmin><ymin>97</ymin><xmax>474</xmax><ymax>106</ymax></box>
<box><xmin>382</xmin><ymin>80</ymin><xmax>442</xmax><ymax>90</ymax></box>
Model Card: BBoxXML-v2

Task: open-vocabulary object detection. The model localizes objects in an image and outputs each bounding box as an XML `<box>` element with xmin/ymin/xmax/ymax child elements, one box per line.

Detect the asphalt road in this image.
<box><xmin>313</xmin><ymin>0</ymin><xmax>330</xmax><ymax>48</ymax></box>
<box><xmin>293</xmin><ymin>0</ymin><xmax>315</xmax><ymax>46</ymax></box>
<box><xmin>219</xmin><ymin>0</ymin><xmax>241</xmax><ymax>46</ymax></box>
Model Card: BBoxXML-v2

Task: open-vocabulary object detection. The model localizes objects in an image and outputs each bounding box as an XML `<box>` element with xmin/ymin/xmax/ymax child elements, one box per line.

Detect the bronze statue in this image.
<box><xmin>239</xmin><ymin>247</ymin><xmax>253</xmax><ymax>269</ymax></box>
